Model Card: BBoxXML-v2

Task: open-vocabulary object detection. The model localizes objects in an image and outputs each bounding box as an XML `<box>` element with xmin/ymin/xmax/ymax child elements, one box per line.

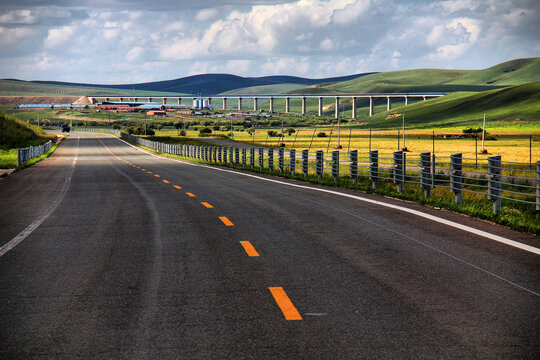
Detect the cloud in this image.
<box><xmin>45</xmin><ymin>25</ymin><xmax>76</xmax><ymax>48</ymax></box>
<box><xmin>0</xmin><ymin>9</ymin><xmax>36</xmax><ymax>24</ymax></box>
<box><xmin>126</xmin><ymin>46</ymin><xmax>144</xmax><ymax>62</ymax></box>
<box><xmin>195</xmin><ymin>8</ymin><xmax>219</xmax><ymax>21</ymax></box>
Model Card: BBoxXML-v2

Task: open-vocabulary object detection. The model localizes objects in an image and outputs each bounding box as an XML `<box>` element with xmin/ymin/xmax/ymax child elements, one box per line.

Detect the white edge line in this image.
<box><xmin>110</xmin><ymin>134</ymin><xmax>540</xmax><ymax>256</ymax></box>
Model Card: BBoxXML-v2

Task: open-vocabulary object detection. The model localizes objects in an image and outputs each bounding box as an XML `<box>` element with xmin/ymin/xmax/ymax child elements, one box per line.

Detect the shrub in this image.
<box><xmin>317</xmin><ymin>132</ymin><xmax>327</xmax><ymax>137</ymax></box>
<box><xmin>267</xmin><ymin>130</ymin><xmax>278</xmax><ymax>137</ymax></box>
<box><xmin>199</xmin><ymin>127</ymin><xmax>212</xmax><ymax>136</ymax></box>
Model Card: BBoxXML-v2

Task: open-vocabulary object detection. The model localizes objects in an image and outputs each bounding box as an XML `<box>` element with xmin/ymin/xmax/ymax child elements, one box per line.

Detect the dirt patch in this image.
<box><xmin>385</xmin><ymin>113</ymin><xmax>402</xmax><ymax>119</ymax></box>
<box><xmin>0</xmin><ymin>96</ymin><xmax>80</xmax><ymax>106</ymax></box>
<box><xmin>73</xmin><ymin>96</ymin><xmax>92</xmax><ymax>105</ymax></box>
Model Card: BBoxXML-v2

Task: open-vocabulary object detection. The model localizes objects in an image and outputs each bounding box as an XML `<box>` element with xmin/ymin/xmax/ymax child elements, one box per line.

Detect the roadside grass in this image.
<box><xmin>14</xmin><ymin>140</ymin><xmax>62</xmax><ymax>172</ymax></box>
<box><xmin>123</xmin><ymin>135</ymin><xmax>539</xmax><ymax>234</ymax></box>
<box><xmin>0</xmin><ymin>148</ymin><xmax>17</xmax><ymax>168</ymax></box>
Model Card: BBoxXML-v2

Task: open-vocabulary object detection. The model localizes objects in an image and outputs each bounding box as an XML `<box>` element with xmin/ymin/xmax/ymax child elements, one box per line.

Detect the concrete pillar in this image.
<box><xmin>253</xmin><ymin>97</ymin><xmax>258</xmax><ymax>111</ymax></box>
<box><xmin>318</xmin><ymin>97</ymin><xmax>323</xmax><ymax>116</ymax></box>
<box><xmin>148</xmin><ymin>97</ymin><xmax>152</xmax><ymax>103</ymax></box>
<box><xmin>387</xmin><ymin>97</ymin><xmax>392</xmax><ymax>111</ymax></box>
<box><xmin>301</xmin><ymin>97</ymin><xmax>306</xmax><ymax>115</ymax></box>
<box><xmin>238</xmin><ymin>97</ymin><xmax>242</xmax><ymax>111</ymax></box>
<box><xmin>193</xmin><ymin>98</ymin><xmax>197</xmax><ymax>109</ymax></box>
<box><xmin>134</xmin><ymin>97</ymin><xmax>138</xmax><ymax>103</ymax></box>
<box><xmin>404</xmin><ymin>96</ymin><xmax>409</xmax><ymax>106</ymax></box>
<box><xmin>222</xmin><ymin>98</ymin><xmax>227</xmax><ymax>110</ymax></box>
<box><xmin>423</xmin><ymin>96</ymin><xmax>427</xmax><ymax>101</ymax></box>
<box><xmin>351</xmin><ymin>97</ymin><xmax>357</xmax><ymax>119</ymax></box>
<box><xmin>285</xmin><ymin>97</ymin><xmax>290</xmax><ymax>113</ymax></box>
<box><xmin>106</xmin><ymin>98</ymin><xmax>110</xmax><ymax>102</ymax></box>
<box><xmin>369</xmin><ymin>97</ymin><xmax>374</xmax><ymax>116</ymax></box>
<box><xmin>335</xmin><ymin>96</ymin><xmax>340</xmax><ymax>119</ymax></box>
<box><xmin>269</xmin><ymin>97</ymin><xmax>274</xmax><ymax>113</ymax></box>
<box><xmin>208</xmin><ymin>97</ymin><xmax>212</xmax><ymax>106</ymax></box>
<box><xmin>163</xmin><ymin>97</ymin><xmax>167</xmax><ymax>105</ymax></box>
<box><xmin>177</xmin><ymin>97</ymin><xmax>181</xmax><ymax>105</ymax></box>
<box><xmin>119</xmin><ymin>97</ymin><xmax>124</xmax><ymax>102</ymax></box>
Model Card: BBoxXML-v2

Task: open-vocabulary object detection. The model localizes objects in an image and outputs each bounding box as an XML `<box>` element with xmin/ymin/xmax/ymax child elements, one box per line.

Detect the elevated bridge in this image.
<box><xmin>89</xmin><ymin>93</ymin><xmax>448</xmax><ymax>119</ymax></box>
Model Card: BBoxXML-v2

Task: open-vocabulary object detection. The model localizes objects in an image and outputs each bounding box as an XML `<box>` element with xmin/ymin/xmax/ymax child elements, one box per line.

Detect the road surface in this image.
<box><xmin>1</xmin><ymin>132</ymin><xmax>539</xmax><ymax>359</ymax></box>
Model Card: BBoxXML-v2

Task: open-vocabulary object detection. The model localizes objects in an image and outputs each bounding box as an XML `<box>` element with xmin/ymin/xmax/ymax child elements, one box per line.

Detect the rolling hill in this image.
<box><xmin>288</xmin><ymin>57</ymin><xmax>540</xmax><ymax>94</ymax></box>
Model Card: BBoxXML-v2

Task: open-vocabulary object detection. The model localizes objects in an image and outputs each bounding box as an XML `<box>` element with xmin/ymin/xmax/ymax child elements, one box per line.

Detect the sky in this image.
<box><xmin>0</xmin><ymin>0</ymin><xmax>538</xmax><ymax>84</ymax></box>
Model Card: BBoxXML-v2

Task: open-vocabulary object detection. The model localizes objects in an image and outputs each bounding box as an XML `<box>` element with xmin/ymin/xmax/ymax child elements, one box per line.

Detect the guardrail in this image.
<box><xmin>115</xmin><ymin>132</ymin><xmax>539</xmax><ymax>214</ymax></box>
<box><xmin>16</xmin><ymin>141</ymin><xmax>53</xmax><ymax>166</ymax></box>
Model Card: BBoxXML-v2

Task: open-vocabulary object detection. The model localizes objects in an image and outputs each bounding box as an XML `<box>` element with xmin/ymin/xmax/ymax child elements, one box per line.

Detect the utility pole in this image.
<box><xmin>402</xmin><ymin>113</ymin><xmax>406</xmax><ymax>150</ymax></box>
<box><xmin>481</xmin><ymin>113</ymin><xmax>486</xmax><ymax>152</ymax></box>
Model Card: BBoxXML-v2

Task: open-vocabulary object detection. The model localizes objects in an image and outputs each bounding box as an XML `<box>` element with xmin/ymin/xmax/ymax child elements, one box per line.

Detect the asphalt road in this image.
<box><xmin>1</xmin><ymin>132</ymin><xmax>539</xmax><ymax>359</ymax></box>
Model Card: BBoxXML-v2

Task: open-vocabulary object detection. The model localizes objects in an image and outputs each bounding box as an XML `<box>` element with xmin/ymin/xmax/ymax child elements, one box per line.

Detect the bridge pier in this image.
<box><xmin>253</xmin><ymin>97</ymin><xmax>258</xmax><ymax>111</ymax></box>
<box><xmin>404</xmin><ymin>96</ymin><xmax>409</xmax><ymax>106</ymax></box>
<box><xmin>351</xmin><ymin>97</ymin><xmax>357</xmax><ymax>119</ymax></box>
<box><xmin>387</xmin><ymin>97</ymin><xmax>392</xmax><ymax>111</ymax></box>
<box><xmin>369</xmin><ymin>97</ymin><xmax>374</xmax><ymax>116</ymax></box>
<box><xmin>222</xmin><ymin>98</ymin><xmax>227</xmax><ymax>110</ymax></box>
<box><xmin>177</xmin><ymin>97</ymin><xmax>181</xmax><ymax>105</ymax></box>
<box><xmin>269</xmin><ymin>97</ymin><xmax>274</xmax><ymax>113</ymax></box>
<box><xmin>119</xmin><ymin>97</ymin><xmax>124</xmax><ymax>102</ymax></box>
<box><xmin>238</xmin><ymin>97</ymin><xmax>242</xmax><ymax>111</ymax></box>
<box><xmin>285</xmin><ymin>97</ymin><xmax>290</xmax><ymax>113</ymax></box>
<box><xmin>318</xmin><ymin>97</ymin><xmax>323</xmax><ymax>117</ymax></box>
<box><xmin>301</xmin><ymin>97</ymin><xmax>307</xmax><ymax>115</ymax></box>
<box><xmin>163</xmin><ymin>97</ymin><xmax>167</xmax><ymax>105</ymax></box>
<box><xmin>423</xmin><ymin>96</ymin><xmax>427</xmax><ymax>101</ymax></box>
<box><xmin>335</xmin><ymin>97</ymin><xmax>340</xmax><ymax>119</ymax></box>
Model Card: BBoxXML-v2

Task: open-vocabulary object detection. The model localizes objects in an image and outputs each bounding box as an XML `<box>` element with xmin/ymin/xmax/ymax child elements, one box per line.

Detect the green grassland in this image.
<box><xmin>0</xmin><ymin>79</ymin><xmax>185</xmax><ymax>97</ymax></box>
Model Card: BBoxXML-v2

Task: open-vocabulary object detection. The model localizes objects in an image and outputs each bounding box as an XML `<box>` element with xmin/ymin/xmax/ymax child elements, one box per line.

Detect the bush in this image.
<box><xmin>199</xmin><ymin>127</ymin><xmax>212</xmax><ymax>136</ymax></box>
<box><xmin>287</xmin><ymin>128</ymin><xmax>296</xmax><ymax>136</ymax></box>
<box><xmin>179</xmin><ymin>130</ymin><xmax>186</xmax><ymax>136</ymax></box>
<box><xmin>267</xmin><ymin>130</ymin><xmax>278</xmax><ymax>137</ymax></box>
<box><xmin>317</xmin><ymin>132</ymin><xmax>327</xmax><ymax>137</ymax></box>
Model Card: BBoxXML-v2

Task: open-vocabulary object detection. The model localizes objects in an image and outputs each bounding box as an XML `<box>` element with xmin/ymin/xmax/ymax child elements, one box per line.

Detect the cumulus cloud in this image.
<box><xmin>195</xmin><ymin>8</ymin><xmax>219</xmax><ymax>22</ymax></box>
<box><xmin>45</xmin><ymin>25</ymin><xmax>76</xmax><ymax>48</ymax></box>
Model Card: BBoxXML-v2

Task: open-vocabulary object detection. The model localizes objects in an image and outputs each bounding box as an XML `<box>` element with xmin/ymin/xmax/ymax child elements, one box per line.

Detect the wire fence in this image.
<box><xmin>116</xmin><ymin>132</ymin><xmax>539</xmax><ymax>214</ymax></box>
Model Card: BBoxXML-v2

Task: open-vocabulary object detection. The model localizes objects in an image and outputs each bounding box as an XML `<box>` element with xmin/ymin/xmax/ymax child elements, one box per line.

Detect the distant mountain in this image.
<box><xmin>29</xmin><ymin>73</ymin><xmax>376</xmax><ymax>95</ymax></box>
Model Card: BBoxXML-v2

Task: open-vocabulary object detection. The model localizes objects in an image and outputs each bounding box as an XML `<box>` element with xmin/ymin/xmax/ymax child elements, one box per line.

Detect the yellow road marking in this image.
<box><xmin>142</xmin><ymin>169</ymin><xmax>146</xmax><ymax>171</ymax></box>
<box><xmin>219</xmin><ymin>216</ymin><xmax>234</xmax><ymax>226</ymax></box>
<box><xmin>147</xmin><ymin>171</ymin><xmax>152</xmax><ymax>174</ymax></box>
<box><xmin>186</xmin><ymin>192</ymin><xmax>196</xmax><ymax>197</ymax></box>
<box><xmin>163</xmin><ymin>180</ymin><xmax>170</xmax><ymax>184</ymax></box>
<box><xmin>154</xmin><ymin>174</ymin><xmax>160</xmax><ymax>178</ymax></box>
<box><xmin>239</xmin><ymin>241</ymin><xmax>259</xmax><ymax>256</ymax></box>
<box><xmin>174</xmin><ymin>185</ymin><xmax>182</xmax><ymax>190</ymax></box>
<box><xmin>268</xmin><ymin>287</ymin><xmax>302</xmax><ymax>320</ymax></box>
<box><xmin>201</xmin><ymin>202</ymin><xmax>214</xmax><ymax>208</ymax></box>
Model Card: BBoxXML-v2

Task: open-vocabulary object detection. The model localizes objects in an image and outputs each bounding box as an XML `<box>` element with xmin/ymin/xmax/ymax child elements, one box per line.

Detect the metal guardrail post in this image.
<box><xmin>536</xmin><ymin>161</ymin><xmax>540</xmax><ymax>212</ymax></box>
<box><xmin>278</xmin><ymin>148</ymin><xmax>284</xmax><ymax>172</ymax></box>
<box><xmin>316</xmin><ymin>150</ymin><xmax>323</xmax><ymax>180</ymax></box>
<box><xmin>242</xmin><ymin>148</ymin><xmax>247</xmax><ymax>166</ymax></box>
<box><xmin>450</xmin><ymin>153</ymin><xmax>463</xmax><ymax>204</ymax></box>
<box><xmin>302</xmin><ymin>150</ymin><xmax>309</xmax><ymax>177</ymax></box>
<box><xmin>268</xmin><ymin>149</ymin><xmax>274</xmax><ymax>170</ymax></box>
<box><xmin>218</xmin><ymin>147</ymin><xmax>222</xmax><ymax>162</ymax></box>
<box><xmin>420</xmin><ymin>152</ymin><xmax>431</xmax><ymax>197</ymax></box>
<box><xmin>250</xmin><ymin>147</ymin><xmax>255</xmax><ymax>167</ymax></box>
<box><xmin>332</xmin><ymin>151</ymin><xmax>339</xmax><ymax>182</ymax></box>
<box><xmin>258</xmin><ymin>148</ymin><xmax>264</xmax><ymax>169</ymax></box>
<box><xmin>393</xmin><ymin>151</ymin><xmax>405</xmax><ymax>193</ymax></box>
<box><xmin>235</xmin><ymin>147</ymin><xmax>240</xmax><ymax>164</ymax></box>
<box><xmin>350</xmin><ymin>150</ymin><xmax>358</xmax><ymax>184</ymax></box>
<box><xmin>488</xmin><ymin>155</ymin><xmax>502</xmax><ymax>214</ymax></box>
<box><xmin>369</xmin><ymin>150</ymin><xmax>378</xmax><ymax>189</ymax></box>
<box><xmin>229</xmin><ymin>146</ymin><xmax>234</xmax><ymax>163</ymax></box>
<box><xmin>289</xmin><ymin>149</ymin><xmax>296</xmax><ymax>174</ymax></box>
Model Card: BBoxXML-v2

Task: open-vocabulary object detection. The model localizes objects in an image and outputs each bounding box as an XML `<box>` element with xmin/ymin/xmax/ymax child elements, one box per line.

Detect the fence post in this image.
<box><xmin>278</xmin><ymin>148</ymin><xmax>284</xmax><ymax>172</ymax></box>
<box><xmin>536</xmin><ymin>161</ymin><xmax>540</xmax><ymax>213</ymax></box>
<box><xmin>393</xmin><ymin>151</ymin><xmax>405</xmax><ymax>193</ymax></box>
<box><xmin>17</xmin><ymin>148</ymin><xmax>21</xmax><ymax>166</ymax></box>
<box><xmin>316</xmin><ymin>150</ymin><xmax>323</xmax><ymax>180</ymax></box>
<box><xmin>350</xmin><ymin>150</ymin><xmax>358</xmax><ymax>184</ymax></box>
<box><xmin>235</xmin><ymin>147</ymin><xmax>240</xmax><ymax>164</ymax></box>
<box><xmin>302</xmin><ymin>150</ymin><xmax>309</xmax><ymax>177</ymax></box>
<box><xmin>242</xmin><ymin>148</ymin><xmax>246</xmax><ymax>166</ymax></box>
<box><xmin>450</xmin><ymin>153</ymin><xmax>463</xmax><ymax>204</ymax></box>
<box><xmin>332</xmin><ymin>151</ymin><xmax>339</xmax><ymax>182</ymax></box>
<box><xmin>250</xmin><ymin>147</ymin><xmax>255</xmax><ymax>167</ymax></box>
<box><xmin>289</xmin><ymin>149</ymin><xmax>296</xmax><ymax>174</ymax></box>
<box><xmin>420</xmin><ymin>152</ymin><xmax>431</xmax><ymax>197</ymax></box>
<box><xmin>229</xmin><ymin>146</ymin><xmax>234</xmax><ymax>163</ymax></box>
<box><xmin>258</xmin><ymin>148</ymin><xmax>264</xmax><ymax>169</ymax></box>
<box><xmin>268</xmin><ymin>148</ymin><xmax>274</xmax><ymax>170</ymax></box>
<box><xmin>488</xmin><ymin>155</ymin><xmax>502</xmax><ymax>214</ymax></box>
<box><xmin>369</xmin><ymin>150</ymin><xmax>378</xmax><ymax>189</ymax></box>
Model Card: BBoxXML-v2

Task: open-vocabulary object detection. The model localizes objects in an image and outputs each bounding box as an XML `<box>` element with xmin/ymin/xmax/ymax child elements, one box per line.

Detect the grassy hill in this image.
<box><xmin>289</xmin><ymin>57</ymin><xmax>540</xmax><ymax>94</ymax></box>
<box><xmin>220</xmin><ymin>83</ymin><xmax>305</xmax><ymax>95</ymax></box>
<box><xmin>0</xmin><ymin>111</ymin><xmax>53</xmax><ymax>149</ymax></box>
<box><xmin>358</xmin><ymin>82</ymin><xmax>540</xmax><ymax>131</ymax></box>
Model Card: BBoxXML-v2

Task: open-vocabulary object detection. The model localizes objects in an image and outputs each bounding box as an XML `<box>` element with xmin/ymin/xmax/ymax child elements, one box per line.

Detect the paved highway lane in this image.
<box><xmin>1</xmin><ymin>132</ymin><xmax>539</xmax><ymax>359</ymax></box>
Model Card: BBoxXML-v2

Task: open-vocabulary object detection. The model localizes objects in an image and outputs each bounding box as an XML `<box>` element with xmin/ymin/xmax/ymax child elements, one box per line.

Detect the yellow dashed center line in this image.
<box><xmin>201</xmin><ymin>202</ymin><xmax>213</xmax><ymax>208</ymax></box>
<box><xmin>219</xmin><ymin>216</ymin><xmax>234</xmax><ymax>226</ymax></box>
<box><xmin>147</xmin><ymin>171</ymin><xmax>153</xmax><ymax>174</ymax></box>
<box><xmin>154</xmin><ymin>174</ymin><xmax>160</xmax><ymax>178</ymax></box>
<box><xmin>174</xmin><ymin>185</ymin><xmax>182</xmax><ymax>190</ymax></box>
<box><xmin>239</xmin><ymin>241</ymin><xmax>259</xmax><ymax>257</ymax></box>
<box><xmin>268</xmin><ymin>287</ymin><xmax>302</xmax><ymax>320</ymax></box>
<box><xmin>141</xmin><ymin>169</ymin><xmax>146</xmax><ymax>171</ymax></box>
<box><xmin>186</xmin><ymin>192</ymin><xmax>196</xmax><ymax>197</ymax></box>
<box><xmin>163</xmin><ymin>180</ymin><xmax>170</xmax><ymax>184</ymax></box>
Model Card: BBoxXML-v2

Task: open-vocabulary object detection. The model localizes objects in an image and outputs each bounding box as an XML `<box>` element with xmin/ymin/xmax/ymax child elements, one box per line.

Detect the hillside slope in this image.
<box><xmin>362</xmin><ymin>82</ymin><xmax>540</xmax><ymax>130</ymax></box>
<box><xmin>0</xmin><ymin>111</ymin><xmax>51</xmax><ymax>149</ymax></box>
<box><xmin>290</xmin><ymin>57</ymin><xmax>540</xmax><ymax>94</ymax></box>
